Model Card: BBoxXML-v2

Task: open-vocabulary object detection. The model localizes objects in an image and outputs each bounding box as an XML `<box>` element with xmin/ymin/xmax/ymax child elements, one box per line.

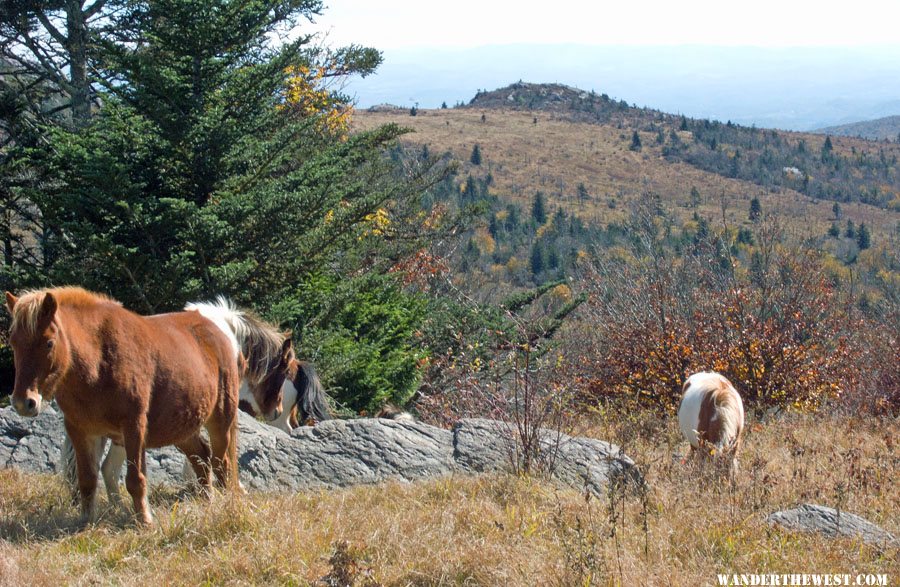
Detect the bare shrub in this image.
<box><xmin>576</xmin><ymin>197</ymin><xmax>865</xmax><ymax>412</ymax></box>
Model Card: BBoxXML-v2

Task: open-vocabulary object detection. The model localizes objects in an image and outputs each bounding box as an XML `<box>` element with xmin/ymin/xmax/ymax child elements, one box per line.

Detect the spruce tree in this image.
<box><xmin>530</xmin><ymin>242</ymin><xmax>545</xmax><ymax>275</ymax></box>
<box><xmin>857</xmin><ymin>223</ymin><xmax>871</xmax><ymax>250</ymax></box>
<box><xmin>749</xmin><ymin>197</ymin><xmax>762</xmax><ymax>222</ymax></box>
<box><xmin>470</xmin><ymin>144</ymin><xmax>482</xmax><ymax>165</ymax></box>
<box><xmin>531</xmin><ymin>192</ymin><xmax>547</xmax><ymax>224</ymax></box>
<box><xmin>629</xmin><ymin>131</ymin><xmax>642</xmax><ymax>152</ymax></box>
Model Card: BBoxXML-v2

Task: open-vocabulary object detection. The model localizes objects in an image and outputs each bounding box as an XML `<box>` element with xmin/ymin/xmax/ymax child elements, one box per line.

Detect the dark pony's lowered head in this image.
<box><xmin>185</xmin><ymin>298</ymin><xmax>289</xmax><ymax>422</ymax></box>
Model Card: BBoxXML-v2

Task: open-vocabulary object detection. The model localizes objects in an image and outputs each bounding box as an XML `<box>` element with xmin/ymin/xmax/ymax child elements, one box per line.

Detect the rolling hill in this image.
<box><xmin>354</xmin><ymin>82</ymin><xmax>900</xmax><ymax>241</ymax></box>
<box><xmin>816</xmin><ymin>115</ymin><xmax>900</xmax><ymax>141</ymax></box>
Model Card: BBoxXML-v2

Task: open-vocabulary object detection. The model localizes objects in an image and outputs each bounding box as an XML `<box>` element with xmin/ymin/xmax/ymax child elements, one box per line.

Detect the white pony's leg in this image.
<box><xmin>60</xmin><ymin>433</ymin><xmax>107</xmax><ymax>501</ymax></box>
<box><xmin>269</xmin><ymin>380</ymin><xmax>298</xmax><ymax>433</ymax></box>
<box><xmin>101</xmin><ymin>443</ymin><xmax>126</xmax><ymax>506</ymax></box>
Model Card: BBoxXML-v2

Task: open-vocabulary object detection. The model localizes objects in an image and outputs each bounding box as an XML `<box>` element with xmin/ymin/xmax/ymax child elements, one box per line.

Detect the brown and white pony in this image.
<box><xmin>5</xmin><ymin>287</ymin><xmax>241</xmax><ymax>525</ymax></box>
<box><xmin>243</xmin><ymin>359</ymin><xmax>331</xmax><ymax>432</ymax></box>
<box><xmin>61</xmin><ymin>297</ymin><xmax>291</xmax><ymax>503</ymax></box>
<box><xmin>678</xmin><ymin>371</ymin><xmax>745</xmax><ymax>478</ymax></box>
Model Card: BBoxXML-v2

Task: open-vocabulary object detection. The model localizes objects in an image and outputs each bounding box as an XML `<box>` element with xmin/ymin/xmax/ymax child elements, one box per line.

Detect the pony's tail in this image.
<box><xmin>296</xmin><ymin>361</ymin><xmax>331</xmax><ymax>423</ymax></box>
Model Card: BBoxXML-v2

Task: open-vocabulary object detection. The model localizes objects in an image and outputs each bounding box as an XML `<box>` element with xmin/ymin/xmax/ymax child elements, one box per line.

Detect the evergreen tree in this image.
<box><xmin>690</xmin><ymin>186</ymin><xmax>701</xmax><ymax>208</ymax></box>
<box><xmin>749</xmin><ymin>197</ymin><xmax>762</xmax><ymax>222</ymax></box>
<box><xmin>441</xmin><ymin>101</ymin><xmax>448</xmax><ymax>109</ymax></box>
<box><xmin>547</xmin><ymin>246</ymin><xmax>560</xmax><ymax>270</ymax></box>
<box><xmin>463</xmin><ymin>175</ymin><xmax>478</xmax><ymax>200</ymax></box>
<box><xmin>694</xmin><ymin>216</ymin><xmax>710</xmax><ymax>244</ymax></box>
<box><xmin>845</xmin><ymin>220</ymin><xmax>856</xmax><ymax>239</ymax></box>
<box><xmin>577</xmin><ymin>182</ymin><xmax>589</xmax><ymax>205</ymax></box>
<box><xmin>857</xmin><ymin>222</ymin><xmax>871</xmax><ymax>250</ymax></box>
<box><xmin>832</xmin><ymin>202</ymin><xmax>842</xmax><ymax>220</ymax></box>
<box><xmin>821</xmin><ymin>136</ymin><xmax>834</xmax><ymax>161</ymax></box>
<box><xmin>629</xmin><ymin>131</ymin><xmax>642</xmax><ymax>152</ymax></box>
<box><xmin>470</xmin><ymin>143</ymin><xmax>482</xmax><ymax>165</ymax></box>
<box><xmin>529</xmin><ymin>242</ymin><xmax>545</xmax><ymax>275</ymax></box>
<box><xmin>827</xmin><ymin>222</ymin><xmax>840</xmax><ymax>238</ymax></box>
<box><xmin>14</xmin><ymin>0</ymin><xmax>443</xmax><ymax>410</ymax></box>
<box><xmin>531</xmin><ymin>192</ymin><xmax>547</xmax><ymax>224</ymax></box>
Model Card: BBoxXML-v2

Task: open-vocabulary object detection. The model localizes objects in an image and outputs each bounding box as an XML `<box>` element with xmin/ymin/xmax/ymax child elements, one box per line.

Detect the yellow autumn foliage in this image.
<box><xmin>549</xmin><ymin>283</ymin><xmax>572</xmax><ymax>303</ymax></box>
<box><xmin>362</xmin><ymin>208</ymin><xmax>391</xmax><ymax>237</ymax></box>
<box><xmin>473</xmin><ymin>228</ymin><xmax>496</xmax><ymax>255</ymax></box>
<box><xmin>282</xmin><ymin>64</ymin><xmax>352</xmax><ymax>136</ymax></box>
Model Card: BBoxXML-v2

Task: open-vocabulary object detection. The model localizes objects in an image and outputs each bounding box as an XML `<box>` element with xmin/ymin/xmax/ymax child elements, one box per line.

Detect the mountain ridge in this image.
<box><xmin>816</xmin><ymin>115</ymin><xmax>900</xmax><ymax>141</ymax></box>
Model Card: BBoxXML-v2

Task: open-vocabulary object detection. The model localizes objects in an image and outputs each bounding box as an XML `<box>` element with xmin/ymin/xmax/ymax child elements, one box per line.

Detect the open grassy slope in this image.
<box><xmin>0</xmin><ymin>413</ymin><xmax>895</xmax><ymax>586</ymax></box>
<box><xmin>354</xmin><ymin>104</ymin><xmax>900</xmax><ymax>241</ymax></box>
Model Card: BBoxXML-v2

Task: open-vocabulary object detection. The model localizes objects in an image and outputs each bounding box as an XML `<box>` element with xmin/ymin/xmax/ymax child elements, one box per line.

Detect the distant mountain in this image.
<box><xmin>816</xmin><ymin>116</ymin><xmax>900</xmax><ymax>141</ymax></box>
<box><xmin>344</xmin><ymin>45</ymin><xmax>900</xmax><ymax>131</ymax></box>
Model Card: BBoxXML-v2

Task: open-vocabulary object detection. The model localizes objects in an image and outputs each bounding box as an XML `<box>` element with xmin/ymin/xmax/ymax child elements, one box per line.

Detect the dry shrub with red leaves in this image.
<box><xmin>575</xmin><ymin>217</ymin><xmax>881</xmax><ymax>413</ymax></box>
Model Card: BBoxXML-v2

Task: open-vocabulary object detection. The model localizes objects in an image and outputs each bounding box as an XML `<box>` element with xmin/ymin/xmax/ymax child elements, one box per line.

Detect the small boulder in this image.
<box><xmin>767</xmin><ymin>503</ymin><xmax>897</xmax><ymax>548</ymax></box>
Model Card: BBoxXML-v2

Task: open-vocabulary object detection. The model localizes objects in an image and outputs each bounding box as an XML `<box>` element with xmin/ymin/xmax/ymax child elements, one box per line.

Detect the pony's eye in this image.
<box><xmin>46</xmin><ymin>339</ymin><xmax>54</xmax><ymax>349</ymax></box>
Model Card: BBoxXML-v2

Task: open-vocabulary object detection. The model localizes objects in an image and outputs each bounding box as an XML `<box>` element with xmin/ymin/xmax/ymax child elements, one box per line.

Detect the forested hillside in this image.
<box><xmin>356</xmin><ymin>84</ymin><xmax>900</xmax><ymax>414</ymax></box>
<box><xmin>2</xmin><ymin>8</ymin><xmax>898</xmax><ymax>421</ymax></box>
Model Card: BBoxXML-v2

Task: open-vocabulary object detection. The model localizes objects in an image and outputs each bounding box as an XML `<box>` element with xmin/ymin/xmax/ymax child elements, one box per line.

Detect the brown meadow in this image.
<box><xmin>0</xmin><ymin>411</ymin><xmax>895</xmax><ymax>586</ymax></box>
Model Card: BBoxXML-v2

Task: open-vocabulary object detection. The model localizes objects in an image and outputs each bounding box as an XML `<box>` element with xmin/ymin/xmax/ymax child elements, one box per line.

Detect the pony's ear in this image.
<box><xmin>4</xmin><ymin>292</ymin><xmax>17</xmax><ymax>314</ymax></box>
<box><xmin>37</xmin><ymin>293</ymin><xmax>58</xmax><ymax>326</ymax></box>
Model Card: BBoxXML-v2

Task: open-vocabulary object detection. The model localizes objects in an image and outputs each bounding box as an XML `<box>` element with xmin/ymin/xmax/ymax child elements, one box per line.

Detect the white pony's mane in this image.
<box><xmin>185</xmin><ymin>297</ymin><xmax>244</xmax><ymax>360</ymax></box>
<box><xmin>185</xmin><ymin>297</ymin><xmax>285</xmax><ymax>384</ymax></box>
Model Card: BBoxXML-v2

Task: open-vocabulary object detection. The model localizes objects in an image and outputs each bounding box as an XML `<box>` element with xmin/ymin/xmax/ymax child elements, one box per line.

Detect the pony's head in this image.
<box><xmin>247</xmin><ymin>337</ymin><xmax>294</xmax><ymax>421</ymax></box>
<box><xmin>5</xmin><ymin>291</ymin><xmax>70</xmax><ymax>416</ymax></box>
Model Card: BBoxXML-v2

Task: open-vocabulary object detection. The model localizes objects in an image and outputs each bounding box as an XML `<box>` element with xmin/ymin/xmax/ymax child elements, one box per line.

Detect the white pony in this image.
<box><xmin>678</xmin><ymin>371</ymin><xmax>745</xmax><ymax>477</ymax></box>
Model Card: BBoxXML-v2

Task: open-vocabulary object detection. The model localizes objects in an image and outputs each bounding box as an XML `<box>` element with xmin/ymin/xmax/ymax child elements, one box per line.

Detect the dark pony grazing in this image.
<box><xmin>243</xmin><ymin>358</ymin><xmax>331</xmax><ymax>432</ymax></box>
<box><xmin>374</xmin><ymin>403</ymin><xmax>414</xmax><ymax>422</ymax></box>
<box><xmin>5</xmin><ymin>287</ymin><xmax>241</xmax><ymax>526</ymax></box>
<box><xmin>60</xmin><ymin>297</ymin><xmax>291</xmax><ymax>504</ymax></box>
<box><xmin>678</xmin><ymin>371</ymin><xmax>745</xmax><ymax>479</ymax></box>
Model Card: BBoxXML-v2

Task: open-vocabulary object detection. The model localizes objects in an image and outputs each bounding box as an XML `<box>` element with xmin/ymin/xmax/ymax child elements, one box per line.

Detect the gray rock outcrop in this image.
<box><xmin>0</xmin><ymin>406</ymin><xmax>640</xmax><ymax>496</ymax></box>
<box><xmin>767</xmin><ymin>504</ymin><xmax>897</xmax><ymax>548</ymax></box>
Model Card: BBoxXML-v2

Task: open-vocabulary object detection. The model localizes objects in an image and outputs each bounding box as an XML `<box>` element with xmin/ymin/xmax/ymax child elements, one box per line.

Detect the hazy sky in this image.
<box><xmin>309</xmin><ymin>0</ymin><xmax>900</xmax><ymax>49</ymax></box>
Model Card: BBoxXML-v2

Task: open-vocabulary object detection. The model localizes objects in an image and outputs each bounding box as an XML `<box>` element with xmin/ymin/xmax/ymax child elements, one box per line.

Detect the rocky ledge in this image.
<box><xmin>0</xmin><ymin>407</ymin><xmax>640</xmax><ymax>496</ymax></box>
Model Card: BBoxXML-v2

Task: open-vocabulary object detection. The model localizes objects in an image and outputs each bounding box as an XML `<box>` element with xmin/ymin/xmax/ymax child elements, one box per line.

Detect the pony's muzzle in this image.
<box><xmin>12</xmin><ymin>392</ymin><xmax>41</xmax><ymax>417</ymax></box>
<box><xmin>269</xmin><ymin>407</ymin><xmax>283</xmax><ymax>421</ymax></box>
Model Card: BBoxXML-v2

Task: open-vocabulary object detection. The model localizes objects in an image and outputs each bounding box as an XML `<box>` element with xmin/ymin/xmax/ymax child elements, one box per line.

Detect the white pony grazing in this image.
<box><xmin>678</xmin><ymin>371</ymin><xmax>745</xmax><ymax>477</ymax></box>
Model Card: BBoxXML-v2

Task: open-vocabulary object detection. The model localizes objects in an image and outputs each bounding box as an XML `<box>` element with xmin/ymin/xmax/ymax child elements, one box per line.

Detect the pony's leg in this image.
<box><xmin>122</xmin><ymin>421</ymin><xmax>153</xmax><ymax>526</ymax></box>
<box><xmin>63</xmin><ymin>423</ymin><xmax>100</xmax><ymax>524</ymax></box>
<box><xmin>175</xmin><ymin>434</ymin><xmax>212</xmax><ymax>495</ymax></box>
<box><xmin>101</xmin><ymin>443</ymin><xmax>126</xmax><ymax>507</ymax></box>
<box><xmin>60</xmin><ymin>433</ymin><xmax>106</xmax><ymax>505</ymax></box>
<box><xmin>206</xmin><ymin>391</ymin><xmax>240</xmax><ymax>491</ymax></box>
<box><xmin>270</xmin><ymin>406</ymin><xmax>293</xmax><ymax>433</ymax></box>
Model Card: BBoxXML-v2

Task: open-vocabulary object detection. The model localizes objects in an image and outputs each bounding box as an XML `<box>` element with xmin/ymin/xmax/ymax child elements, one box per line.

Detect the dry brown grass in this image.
<box><xmin>0</xmin><ymin>412</ymin><xmax>896</xmax><ymax>586</ymax></box>
<box><xmin>353</xmin><ymin>108</ymin><xmax>900</xmax><ymax>240</ymax></box>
